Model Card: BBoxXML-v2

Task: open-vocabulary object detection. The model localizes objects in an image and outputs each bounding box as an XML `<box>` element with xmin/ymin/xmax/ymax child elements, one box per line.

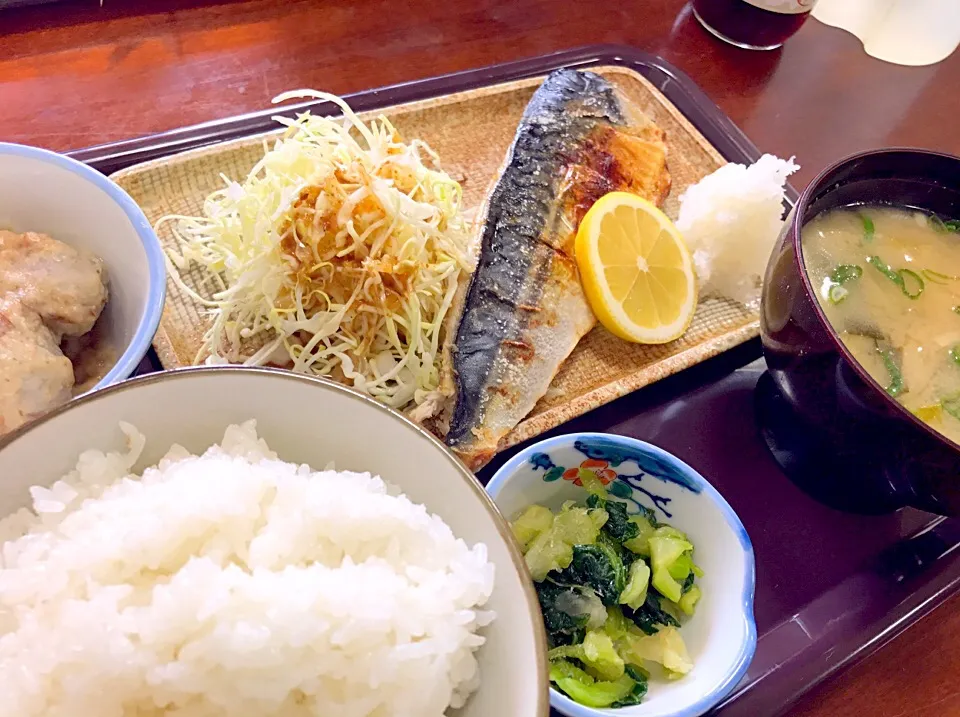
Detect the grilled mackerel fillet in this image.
<box><xmin>443</xmin><ymin>69</ymin><xmax>670</xmax><ymax>469</ymax></box>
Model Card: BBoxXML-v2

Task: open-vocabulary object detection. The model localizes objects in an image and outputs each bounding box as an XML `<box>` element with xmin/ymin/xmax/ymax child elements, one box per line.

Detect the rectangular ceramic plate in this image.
<box><xmin>106</xmin><ymin>60</ymin><xmax>760</xmax><ymax>457</ymax></box>
<box><xmin>73</xmin><ymin>46</ymin><xmax>960</xmax><ymax>716</ymax></box>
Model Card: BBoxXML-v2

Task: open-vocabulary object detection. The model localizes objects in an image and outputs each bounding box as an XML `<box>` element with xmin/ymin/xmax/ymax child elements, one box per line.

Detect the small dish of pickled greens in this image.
<box><xmin>511</xmin><ymin>471</ymin><xmax>701</xmax><ymax>709</ymax></box>
<box><xmin>487</xmin><ymin>432</ymin><xmax>755</xmax><ymax>717</ymax></box>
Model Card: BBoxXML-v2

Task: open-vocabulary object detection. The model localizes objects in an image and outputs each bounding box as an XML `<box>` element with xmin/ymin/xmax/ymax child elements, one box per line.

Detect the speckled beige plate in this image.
<box><xmin>111</xmin><ymin>66</ymin><xmax>758</xmax><ymax>461</ymax></box>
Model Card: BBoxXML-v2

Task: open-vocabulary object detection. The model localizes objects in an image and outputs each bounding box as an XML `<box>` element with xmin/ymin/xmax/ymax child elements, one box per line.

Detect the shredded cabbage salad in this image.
<box><xmin>159</xmin><ymin>90</ymin><xmax>474</xmax><ymax>412</ymax></box>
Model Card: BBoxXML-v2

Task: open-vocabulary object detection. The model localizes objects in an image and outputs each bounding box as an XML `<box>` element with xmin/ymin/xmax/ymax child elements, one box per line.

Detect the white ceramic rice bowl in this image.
<box><xmin>0</xmin><ymin>367</ymin><xmax>549</xmax><ymax>717</ymax></box>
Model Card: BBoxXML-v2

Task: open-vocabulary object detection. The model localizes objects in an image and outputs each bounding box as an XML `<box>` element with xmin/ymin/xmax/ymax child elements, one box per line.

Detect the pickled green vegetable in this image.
<box><xmin>649</xmin><ymin>535</ymin><xmax>694</xmax><ymax>603</ymax></box>
<box><xmin>549</xmin><ymin>660</ymin><xmax>638</xmax><ymax>708</ymax></box>
<box><xmin>619</xmin><ymin>560</ymin><xmax>651</xmax><ymax>610</ymax></box>
<box><xmin>618</xmin><ymin>626</ymin><xmax>694</xmax><ymax>676</ymax></box>
<box><xmin>515</xmin><ymin>476</ymin><xmax>701</xmax><ymax>708</ymax></box>
<box><xmin>510</xmin><ymin>504</ymin><xmax>554</xmax><ymax>548</ymax></box>
<box><xmin>622</xmin><ymin>514</ymin><xmax>657</xmax><ymax>556</ymax></box>
<box><xmin>549</xmin><ymin>629</ymin><xmax>625</xmax><ymax>681</ymax></box>
<box><xmin>557</xmin><ymin>538</ymin><xmax>627</xmax><ymax>607</ymax></box>
<box><xmin>676</xmin><ymin>585</ymin><xmax>702</xmax><ymax>616</ymax></box>
<box><xmin>520</xmin><ymin>503</ymin><xmax>606</xmax><ymax>580</ymax></box>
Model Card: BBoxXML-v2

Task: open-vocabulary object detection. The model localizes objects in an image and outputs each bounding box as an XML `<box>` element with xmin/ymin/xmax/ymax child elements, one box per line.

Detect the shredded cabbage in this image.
<box><xmin>158</xmin><ymin>89</ymin><xmax>474</xmax><ymax>413</ymax></box>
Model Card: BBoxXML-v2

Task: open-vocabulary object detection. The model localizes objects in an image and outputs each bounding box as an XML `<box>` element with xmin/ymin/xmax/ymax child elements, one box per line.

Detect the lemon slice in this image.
<box><xmin>575</xmin><ymin>192</ymin><xmax>698</xmax><ymax>344</ymax></box>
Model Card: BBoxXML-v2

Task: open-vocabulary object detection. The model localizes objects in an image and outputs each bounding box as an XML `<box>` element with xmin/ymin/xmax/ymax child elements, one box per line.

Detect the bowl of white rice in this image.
<box><xmin>0</xmin><ymin>366</ymin><xmax>548</xmax><ymax>717</ymax></box>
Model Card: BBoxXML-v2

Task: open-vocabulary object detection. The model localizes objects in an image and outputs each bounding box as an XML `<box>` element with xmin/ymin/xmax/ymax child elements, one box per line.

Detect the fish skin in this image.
<box><xmin>444</xmin><ymin>69</ymin><xmax>671</xmax><ymax>469</ymax></box>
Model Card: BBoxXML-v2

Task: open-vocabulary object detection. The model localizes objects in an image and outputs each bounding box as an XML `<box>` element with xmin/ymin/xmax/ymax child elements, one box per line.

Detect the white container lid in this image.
<box><xmin>813</xmin><ymin>0</ymin><xmax>960</xmax><ymax>67</ymax></box>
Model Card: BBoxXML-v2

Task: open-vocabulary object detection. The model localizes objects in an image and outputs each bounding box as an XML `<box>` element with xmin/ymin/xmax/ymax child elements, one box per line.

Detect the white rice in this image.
<box><xmin>677</xmin><ymin>153</ymin><xmax>800</xmax><ymax>307</ymax></box>
<box><xmin>0</xmin><ymin>421</ymin><xmax>495</xmax><ymax>717</ymax></box>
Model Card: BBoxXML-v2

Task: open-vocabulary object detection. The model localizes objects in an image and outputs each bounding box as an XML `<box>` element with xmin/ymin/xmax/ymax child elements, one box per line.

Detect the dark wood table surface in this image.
<box><xmin>3</xmin><ymin>1</ymin><xmax>960</xmax><ymax>714</ymax></box>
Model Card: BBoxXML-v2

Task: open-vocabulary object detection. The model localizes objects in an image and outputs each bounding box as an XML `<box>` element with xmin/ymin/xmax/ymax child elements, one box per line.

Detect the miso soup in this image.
<box><xmin>803</xmin><ymin>205</ymin><xmax>960</xmax><ymax>445</ymax></box>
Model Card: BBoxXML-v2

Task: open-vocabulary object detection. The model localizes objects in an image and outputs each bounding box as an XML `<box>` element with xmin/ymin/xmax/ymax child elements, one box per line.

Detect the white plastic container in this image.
<box><xmin>813</xmin><ymin>0</ymin><xmax>960</xmax><ymax>67</ymax></box>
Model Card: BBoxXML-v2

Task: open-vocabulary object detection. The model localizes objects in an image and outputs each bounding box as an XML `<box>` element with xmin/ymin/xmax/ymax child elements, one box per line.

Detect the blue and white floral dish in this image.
<box><xmin>486</xmin><ymin>432</ymin><xmax>756</xmax><ymax>717</ymax></box>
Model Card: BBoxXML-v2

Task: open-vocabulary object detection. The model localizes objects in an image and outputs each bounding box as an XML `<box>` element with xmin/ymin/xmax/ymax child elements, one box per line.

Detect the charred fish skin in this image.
<box><xmin>448</xmin><ymin>71</ymin><xmax>616</xmax><ymax>436</ymax></box>
<box><xmin>446</xmin><ymin>68</ymin><xmax>669</xmax><ymax>467</ymax></box>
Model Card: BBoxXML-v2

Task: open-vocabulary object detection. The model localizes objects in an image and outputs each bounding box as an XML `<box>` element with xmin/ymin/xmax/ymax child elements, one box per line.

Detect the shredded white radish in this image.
<box><xmin>159</xmin><ymin>90</ymin><xmax>474</xmax><ymax>411</ymax></box>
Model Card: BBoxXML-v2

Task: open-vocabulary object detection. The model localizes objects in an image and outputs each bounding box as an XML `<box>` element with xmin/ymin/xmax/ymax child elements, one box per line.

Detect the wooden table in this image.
<box><xmin>2</xmin><ymin>1</ymin><xmax>959</xmax><ymax>714</ymax></box>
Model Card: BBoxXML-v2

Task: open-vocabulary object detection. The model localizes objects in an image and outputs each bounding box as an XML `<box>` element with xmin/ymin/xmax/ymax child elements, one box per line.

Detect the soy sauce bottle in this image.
<box><xmin>692</xmin><ymin>0</ymin><xmax>818</xmax><ymax>50</ymax></box>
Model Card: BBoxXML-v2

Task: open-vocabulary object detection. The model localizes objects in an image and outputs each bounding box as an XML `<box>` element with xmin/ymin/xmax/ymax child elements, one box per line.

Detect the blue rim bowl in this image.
<box><xmin>0</xmin><ymin>142</ymin><xmax>165</xmax><ymax>390</ymax></box>
<box><xmin>487</xmin><ymin>432</ymin><xmax>756</xmax><ymax>717</ymax></box>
